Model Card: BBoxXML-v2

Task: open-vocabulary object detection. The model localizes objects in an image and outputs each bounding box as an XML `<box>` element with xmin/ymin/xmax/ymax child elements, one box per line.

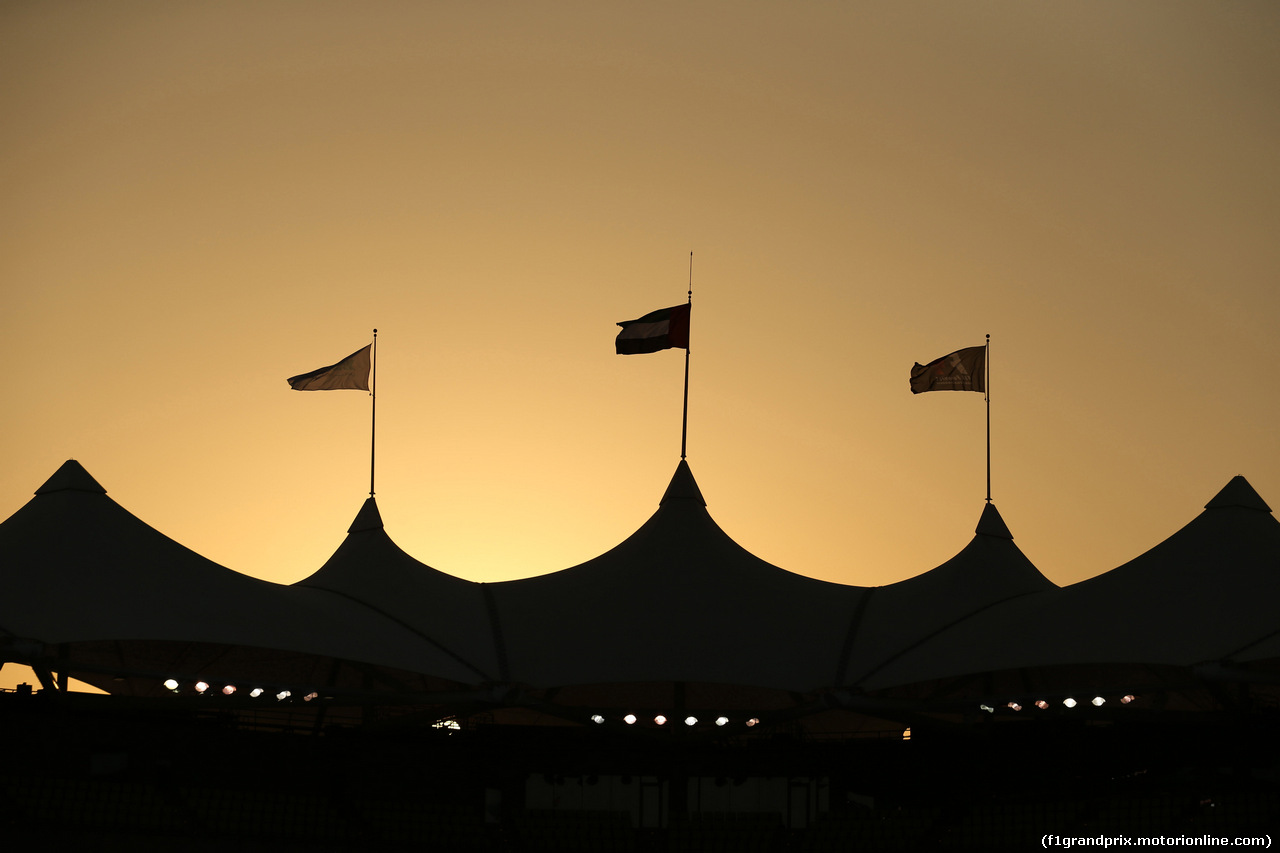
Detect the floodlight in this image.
<box><xmin>1034</xmin><ymin>700</ymin><xmax>1049</xmax><ymax>710</ymax></box>
<box><xmin>745</xmin><ymin>718</ymin><xmax>760</xmax><ymax>727</ymax></box>
<box><xmin>276</xmin><ymin>690</ymin><xmax>291</xmax><ymax>701</ymax></box>
<box><xmin>654</xmin><ymin>715</ymin><xmax>667</xmax><ymax>726</ymax></box>
<box><xmin>1121</xmin><ymin>694</ymin><xmax>1136</xmax><ymax>704</ymax></box>
<box><xmin>1007</xmin><ymin>702</ymin><xmax>1022</xmax><ymax>712</ymax></box>
<box><xmin>684</xmin><ymin>716</ymin><xmax>698</xmax><ymax>727</ymax></box>
<box><xmin>194</xmin><ymin>681</ymin><xmax>209</xmax><ymax>694</ymax></box>
<box><xmin>715</xmin><ymin>716</ymin><xmax>729</xmax><ymax>727</ymax></box>
<box><xmin>1091</xmin><ymin>696</ymin><xmax>1105</xmax><ymax>707</ymax></box>
<box><xmin>249</xmin><ymin>688</ymin><xmax>264</xmax><ymax>698</ymax></box>
<box><xmin>163</xmin><ymin>679</ymin><xmax>179</xmax><ymax>691</ymax></box>
<box><xmin>222</xmin><ymin>685</ymin><xmax>236</xmax><ymax>695</ymax></box>
<box><xmin>623</xmin><ymin>714</ymin><xmax>637</xmax><ymax>725</ymax></box>
<box><xmin>1063</xmin><ymin>697</ymin><xmax>1077</xmax><ymax>708</ymax></box>
<box><xmin>590</xmin><ymin>714</ymin><xmax>605</xmax><ymax>725</ymax></box>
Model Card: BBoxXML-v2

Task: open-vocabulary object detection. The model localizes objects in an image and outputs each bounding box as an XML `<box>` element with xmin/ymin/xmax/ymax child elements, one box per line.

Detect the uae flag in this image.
<box><xmin>615</xmin><ymin>304</ymin><xmax>691</xmax><ymax>355</ymax></box>
<box><xmin>287</xmin><ymin>344</ymin><xmax>371</xmax><ymax>391</ymax></box>
<box><xmin>910</xmin><ymin>345</ymin><xmax>985</xmax><ymax>394</ymax></box>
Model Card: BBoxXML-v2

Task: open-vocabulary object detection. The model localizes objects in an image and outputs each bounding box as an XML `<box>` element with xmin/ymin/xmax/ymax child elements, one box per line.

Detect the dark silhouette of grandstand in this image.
<box><xmin>2</xmin><ymin>459</ymin><xmax>1278</xmax><ymax>847</ymax></box>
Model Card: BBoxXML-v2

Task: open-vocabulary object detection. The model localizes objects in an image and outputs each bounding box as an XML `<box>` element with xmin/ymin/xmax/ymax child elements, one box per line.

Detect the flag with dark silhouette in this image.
<box><xmin>910</xmin><ymin>345</ymin><xmax>985</xmax><ymax>394</ymax></box>
<box><xmin>615</xmin><ymin>304</ymin><xmax>691</xmax><ymax>354</ymax></box>
<box><xmin>287</xmin><ymin>345</ymin><xmax>372</xmax><ymax>391</ymax></box>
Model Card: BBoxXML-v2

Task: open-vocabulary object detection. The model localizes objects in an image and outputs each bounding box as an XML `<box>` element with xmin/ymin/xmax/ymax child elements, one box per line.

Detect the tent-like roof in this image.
<box><xmin>485</xmin><ymin>461</ymin><xmax>867</xmax><ymax>693</ymax></box>
<box><xmin>293</xmin><ymin>497</ymin><xmax>502</xmax><ymax>683</ymax></box>
<box><xmin>3</xmin><ymin>460</ymin><xmax>1275</xmax><ymax>719</ymax></box>
<box><xmin>860</xmin><ymin>475</ymin><xmax>1280</xmax><ymax>692</ymax></box>
<box><xmin>284</xmin><ymin>461</ymin><xmax>1060</xmax><ymax>699</ymax></box>
<box><xmin>0</xmin><ymin>460</ymin><xmax>485</xmax><ymax>690</ymax></box>
<box><xmin>839</xmin><ymin>501</ymin><xmax>1056</xmax><ymax>690</ymax></box>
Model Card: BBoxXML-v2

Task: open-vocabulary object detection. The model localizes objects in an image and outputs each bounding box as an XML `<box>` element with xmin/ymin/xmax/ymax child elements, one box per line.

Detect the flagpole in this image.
<box><xmin>681</xmin><ymin>252</ymin><xmax>692</xmax><ymax>460</ymax></box>
<box><xmin>985</xmin><ymin>333</ymin><xmax>991</xmax><ymax>503</ymax></box>
<box><xmin>370</xmin><ymin>328</ymin><xmax>378</xmax><ymax>498</ymax></box>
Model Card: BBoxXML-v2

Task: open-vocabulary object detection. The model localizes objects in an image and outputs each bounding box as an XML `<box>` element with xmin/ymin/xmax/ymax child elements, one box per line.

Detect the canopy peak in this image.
<box><xmin>975</xmin><ymin>502</ymin><xmax>1013</xmax><ymax>539</ymax></box>
<box><xmin>660</xmin><ymin>459</ymin><xmax>706</xmax><ymax>507</ymax></box>
<box><xmin>348</xmin><ymin>497</ymin><xmax>385</xmax><ymax>533</ymax></box>
<box><xmin>35</xmin><ymin>460</ymin><xmax>107</xmax><ymax>496</ymax></box>
<box><xmin>1205</xmin><ymin>475</ymin><xmax>1271</xmax><ymax>513</ymax></box>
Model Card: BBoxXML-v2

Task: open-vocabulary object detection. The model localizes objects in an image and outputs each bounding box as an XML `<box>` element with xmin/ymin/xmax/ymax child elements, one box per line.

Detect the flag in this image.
<box><xmin>910</xmin><ymin>345</ymin><xmax>985</xmax><ymax>394</ymax></box>
<box><xmin>615</xmin><ymin>304</ymin><xmax>691</xmax><ymax>355</ymax></box>
<box><xmin>287</xmin><ymin>344</ymin><xmax>371</xmax><ymax>391</ymax></box>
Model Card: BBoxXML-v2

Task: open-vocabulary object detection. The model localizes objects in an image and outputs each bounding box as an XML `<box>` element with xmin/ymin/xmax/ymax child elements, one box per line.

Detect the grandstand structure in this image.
<box><xmin>2</xmin><ymin>459</ymin><xmax>1277</xmax><ymax>848</ymax></box>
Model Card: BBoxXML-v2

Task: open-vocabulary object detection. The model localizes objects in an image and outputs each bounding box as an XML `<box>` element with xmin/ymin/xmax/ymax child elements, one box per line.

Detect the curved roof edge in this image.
<box><xmin>485</xmin><ymin>459</ymin><xmax>866</xmax><ymax>692</ymax></box>
<box><xmin>838</xmin><ymin>500</ymin><xmax>1051</xmax><ymax>689</ymax></box>
<box><xmin>295</xmin><ymin>496</ymin><xmax>505</xmax><ymax>684</ymax></box>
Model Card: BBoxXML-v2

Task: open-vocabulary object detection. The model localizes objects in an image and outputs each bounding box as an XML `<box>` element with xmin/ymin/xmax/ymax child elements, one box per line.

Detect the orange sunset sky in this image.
<box><xmin>3</xmin><ymin>2</ymin><xmax>1279</xmax><ymax>689</ymax></box>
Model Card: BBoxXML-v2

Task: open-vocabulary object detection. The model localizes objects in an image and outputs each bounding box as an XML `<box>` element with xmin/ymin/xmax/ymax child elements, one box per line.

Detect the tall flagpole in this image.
<box><xmin>680</xmin><ymin>252</ymin><xmax>693</xmax><ymax>460</ymax></box>
<box><xmin>370</xmin><ymin>328</ymin><xmax>378</xmax><ymax>498</ymax></box>
<box><xmin>985</xmin><ymin>332</ymin><xmax>991</xmax><ymax>503</ymax></box>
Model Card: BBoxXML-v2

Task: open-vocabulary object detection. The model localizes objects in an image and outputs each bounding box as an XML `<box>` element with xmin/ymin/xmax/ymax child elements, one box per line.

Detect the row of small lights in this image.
<box><xmin>160</xmin><ymin>681</ymin><xmax>764</xmax><ymax>724</ymax></box>
<box><xmin>161</xmin><ymin>679</ymin><xmax>319</xmax><ymax>703</ymax></box>
<box><xmin>588</xmin><ymin>713</ymin><xmax>762</xmax><ymax>728</ymax></box>
<box><xmin>980</xmin><ymin>694</ymin><xmax>1138</xmax><ymax>713</ymax></box>
<box><xmin>158</xmin><ymin>680</ymin><xmax>1137</xmax><ymax>717</ymax></box>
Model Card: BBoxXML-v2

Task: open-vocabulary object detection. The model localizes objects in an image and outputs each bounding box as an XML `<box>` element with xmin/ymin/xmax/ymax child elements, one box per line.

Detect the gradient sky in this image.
<box><xmin>4</xmin><ymin>2</ymin><xmax>1279</xmax><ymax>688</ymax></box>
